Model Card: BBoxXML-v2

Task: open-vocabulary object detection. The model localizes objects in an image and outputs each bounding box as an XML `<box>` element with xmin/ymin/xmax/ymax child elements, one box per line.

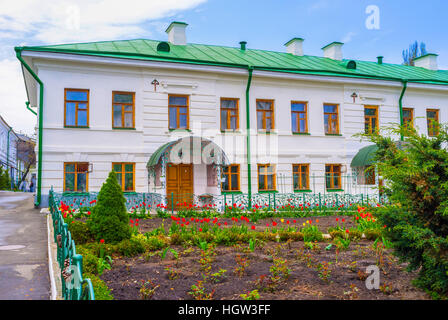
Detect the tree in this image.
<box><xmin>363</xmin><ymin>124</ymin><xmax>448</xmax><ymax>298</ymax></box>
<box><xmin>402</xmin><ymin>41</ymin><xmax>427</xmax><ymax>66</ymax></box>
<box><xmin>0</xmin><ymin>166</ymin><xmax>11</xmax><ymax>190</ymax></box>
<box><xmin>87</xmin><ymin>171</ymin><xmax>131</xmax><ymax>243</ymax></box>
<box><xmin>16</xmin><ymin>138</ymin><xmax>36</xmax><ymax>187</ymax></box>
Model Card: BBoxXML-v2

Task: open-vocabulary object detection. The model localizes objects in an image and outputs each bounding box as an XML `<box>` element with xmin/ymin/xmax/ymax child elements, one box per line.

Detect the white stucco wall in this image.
<box><xmin>27</xmin><ymin>55</ymin><xmax>448</xmax><ymax>199</ymax></box>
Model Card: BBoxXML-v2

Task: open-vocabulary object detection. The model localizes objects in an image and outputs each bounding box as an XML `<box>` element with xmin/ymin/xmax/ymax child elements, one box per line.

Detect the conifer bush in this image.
<box><xmin>363</xmin><ymin>124</ymin><xmax>448</xmax><ymax>298</ymax></box>
<box><xmin>87</xmin><ymin>171</ymin><xmax>131</xmax><ymax>243</ymax></box>
<box><xmin>0</xmin><ymin>167</ymin><xmax>11</xmax><ymax>190</ymax></box>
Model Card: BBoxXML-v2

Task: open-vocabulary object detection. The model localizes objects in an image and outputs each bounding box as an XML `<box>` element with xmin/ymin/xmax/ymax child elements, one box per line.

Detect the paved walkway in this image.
<box><xmin>0</xmin><ymin>191</ymin><xmax>49</xmax><ymax>300</ymax></box>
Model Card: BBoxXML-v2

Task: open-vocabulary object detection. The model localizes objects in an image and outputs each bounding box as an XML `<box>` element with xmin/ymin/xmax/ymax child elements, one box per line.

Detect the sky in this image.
<box><xmin>1</xmin><ymin>0</ymin><xmax>448</xmax><ymax>136</ymax></box>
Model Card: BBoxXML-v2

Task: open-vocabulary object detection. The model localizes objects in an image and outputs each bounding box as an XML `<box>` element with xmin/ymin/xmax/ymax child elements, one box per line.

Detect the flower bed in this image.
<box><xmin>66</xmin><ymin>204</ymin><xmax>428</xmax><ymax>300</ymax></box>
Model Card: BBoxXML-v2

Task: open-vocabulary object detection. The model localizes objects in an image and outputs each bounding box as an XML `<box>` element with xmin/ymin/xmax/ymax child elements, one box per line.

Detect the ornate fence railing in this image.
<box><xmin>54</xmin><ymin>189</ymin><xmax>386</xmax><ymax>214</ymax></box>
<box><xmin>49</xmin><ymin>188</ymin><xmax>95</xmax><ymax>300</ymax></box>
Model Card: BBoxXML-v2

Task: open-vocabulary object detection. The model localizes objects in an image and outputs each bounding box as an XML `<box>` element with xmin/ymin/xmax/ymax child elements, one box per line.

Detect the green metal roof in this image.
<box><xmin>146</xmin><ymin>136</ymin><xmax>230</xmax><ymax>167</ymax></box>
<box><xmin>350</xmin><ymin>145</ymin><xmax>379</xmax><ymax>167</ymax></box>
<box><xmin>147</xmin><ymin>141</ymin><xmax>177</xmax><ymax>167</ymax></box>
<box><xmin>17</xmin><ymin>39</ymin><xmax>448</xmax><ymax>85</ymax></box>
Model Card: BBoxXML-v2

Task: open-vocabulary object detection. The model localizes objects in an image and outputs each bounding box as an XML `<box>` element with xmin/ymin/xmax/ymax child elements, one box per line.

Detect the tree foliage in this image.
<box><xmin>402</xmin><ymin>41</ymin><xmax>427</xmax><ymax>66</ymax></box>
<box><xmin>87</xmin><ymin>171</ymin><xmax>131</xmax><ymax>243</ymax></box>
<box><xmin>363</xmin><ymin>124</ymin><xmax>448</xmax><ymax>298</ymax></box>
<box><xmin>0</xmin><ymin>166</ymin><xmax>11</xmax><ymax>190</ymax></box>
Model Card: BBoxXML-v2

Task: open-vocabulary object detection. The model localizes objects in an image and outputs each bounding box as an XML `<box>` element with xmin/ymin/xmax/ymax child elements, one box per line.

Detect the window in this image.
<box><xmin>168</xmin><ymin>95</ymin><xmax>189</xmax><ymax>129</ymax></box>
<box><xmin>293</xmin><ymin>164</ymin><xmax>309</xmax><ymax>191</ymax></box>
<box><xmin>64</xmin><ymin>162</ymin><xmax>89</xmax><ymax>192</ymax></box>
<box><xmin>256</xmin><ymin>100</ymin><xmax>275</xmax><ymax>131</ymax></box>
<box><xmin>64</xmin><ymin>89</ymin><xmax>89</xmax><ymax>127</ymax></box>
<box><xmin>324</xmin><ymin>104</ymin><xmax>339</xmax><ymax>134</ymax></box>
<box><xmin>403</xmin><ymin>108</ymin><xmax>414</xmax><ymax>129</ymax></box>
<box><xmin>427</xmin><ymin>109</ymin><xmax>439</xmax><ymax>137</ymax></box>
<box><xmin>356</xmin><ymin>166</ymin><xmax>376</xmax><ymax>185</ymax></box>
<box><xmin>325</xmin><ymin>164</ymin><xmax>342</xmax><ymax>190</ymax></box>
<box><xmin>291</xmin><ymin>102</ymin><xmax>308</xmax><ymax>133</ymax></box>
<box><xmin>258</xmin><ymin>164</ymin><xmax>276</xmax><ymax>191</ymax></box>
<box><xmin>364</xmin><ymin>105</ymin><xmax>378</xmax><ymax>134</ymax></box>
<box><xmin>113</xmin><ymin>163</ymin><xmax>135</xmax><ymax>192</ymax></box>
<box><xmin>112</xmin><ymin>92</ymin><xmax>135</xmax><ymax>128</ymax></box>
<box><xmin>221</xmin><ymin>164</ymin><xmax>240</xmax><ymax>191</ymax></box>
<box><xmin>220</xmin><ymin>98</ymin><xmax>239</xmax><ymax>130</ymax></box>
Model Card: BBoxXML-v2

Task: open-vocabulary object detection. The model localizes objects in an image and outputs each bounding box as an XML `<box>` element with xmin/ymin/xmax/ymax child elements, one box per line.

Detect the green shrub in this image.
<box><xmin>82</xmin><ymin>253</ymin><xmax>100</xmax><ymax>275</ymax></box>
<box><xmin>329</xmin><ymin>230</ymin><xmax>345</xmax><ymax>239</ymax></box>
<box><xmin>117</xmin><ymin>238</ymin><xmax>145</xmax><ymax>257</ymax></box>
<box><xmin>87</xmin><ymin>171</ymin><xmax>131</xmax><ymax>244</ymax></box>
<box><xmin>68</xmin><ymin>221</ymin><xmax>93</xmax><ymax>244</ymax></box>
<box><xmin>302</xmin><ymin>225</ymin><xmax>323</xmax><ymax>242</ymax></box>
<box><xmin>0</xmin><ymin>167</ymin><xmax>11</xmax><ymax>190</ymax></box>
<box><xmin>363</xmin><ymin>124</ymin><xmax>448</xmax><ymax>297</ymax></box>
<box><xmin>364</xmin><ymin>228</ymin><xmax>382</xmax><ymax>240</ymax></box>
<box><xmin>348</xmin><ymin>229</ymin><xmax>362</xmax><ymax>241</ymax></box>
<box><xmin>145</xmin><ymin>236</ymin><xmax>168</xmax><ymax>251</ymax></box>
<box><xmin>83</xmin><ymin>273</ymin><xmax>113</xmax><ymax>300</ymax></box>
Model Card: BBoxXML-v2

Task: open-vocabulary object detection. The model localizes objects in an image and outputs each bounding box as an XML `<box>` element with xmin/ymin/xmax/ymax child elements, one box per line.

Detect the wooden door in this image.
<box><xmin>166</xmin><ymin>163</ymin><xmax>193</xmax><ymax>210</ymax></box>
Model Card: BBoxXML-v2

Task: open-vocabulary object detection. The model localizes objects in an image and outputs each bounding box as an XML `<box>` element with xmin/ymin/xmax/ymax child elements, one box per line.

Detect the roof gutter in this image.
<box><xmin>15</xmin><ymin>47</ymin><xmax>44</xmax><ymax>207</ymax></box>
<box><xmin>398</xmin><ymin>80</ymin><xmax>408</xmax><ymax>141</ymax></box>
<box><xmin>245</xmin><ymin>67</ymin><xmax>254</xmax><ymax>209</ymax></box>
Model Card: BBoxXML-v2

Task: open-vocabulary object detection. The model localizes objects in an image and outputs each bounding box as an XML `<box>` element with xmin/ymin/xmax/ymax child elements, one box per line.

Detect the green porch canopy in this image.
<box><xmin>350</xmin><ymin>144</ymin><xmax>378</xmax><ymax>167</ymax></box>
<box><xmin>147</xmin><ymin>136</ymin><xmax>230</xmax><ymax>167</ymax></box>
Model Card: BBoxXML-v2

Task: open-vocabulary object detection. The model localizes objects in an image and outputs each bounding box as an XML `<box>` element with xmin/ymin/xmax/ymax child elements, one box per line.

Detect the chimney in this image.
<box><xmin>414</xmin><ymin>53</ymin><xmax>438</xmax><ymax>70</ymax></box>
<box><xmin>239</xmin><ymin>41</ymin><xmax>247</xmax><ymax>51</ymax></box>
<box><xmin>284</xmin><ymin>38</ymin><xmax>304</xmax><ymax>56</ymax></box>
<box><xmin>377</xmin><ymin>56</ymin><xmax>384</xmax><ymax>65</ymax></box>
<box><xmin>322</xmin><ymin>41</ymin><xmax>344</xmax><ymax>60</ymax></box>
<box><xmin>165</xmin><ymin>21</ymin><xmax>188</xmax><ymax>45</ymax></box>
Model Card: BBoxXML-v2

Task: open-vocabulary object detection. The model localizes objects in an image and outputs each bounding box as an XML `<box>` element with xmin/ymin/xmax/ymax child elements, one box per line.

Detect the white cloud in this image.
<box><xmin>0</xmin><ymin>58</ymin><xmax>35</xmax><ymax>135</ymax></box>
<box><xmin>342</xmin><ymin>32</ymin><xmax>357</xmax><ymax>44</ymax></box>
<box><xmin>307</xmin><ymin>0</ymin><xmax>329</xmax><ymax>13</ymax></box>
<box><xmin>0</xmin><ymin>0</ymin><xmax>207</xmax><ymax>43</ymax></box>
<box><xmin>0</xmin><ymin>0</ymin><xmax>208</xmax><ymax>134</ymax></box>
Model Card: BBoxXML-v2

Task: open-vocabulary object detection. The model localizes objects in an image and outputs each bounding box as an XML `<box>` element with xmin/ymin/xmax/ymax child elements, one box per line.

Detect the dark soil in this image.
<box><xmin>100</xmin><ymin>240</ymin><xmax>428</xmax><ymax>300</ymax></box>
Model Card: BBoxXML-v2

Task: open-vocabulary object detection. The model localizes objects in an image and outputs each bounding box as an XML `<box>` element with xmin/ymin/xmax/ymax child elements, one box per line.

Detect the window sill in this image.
<box><xmin>326</xmin><ymin>189</ymin><xmax>344</xmax><ymax>192</ymax></box>
<box><xmin>221</xmin><ymin>191</ymin><xmax>243</xmax><ymax>195</ymax></box>
<box><xmin>257</xmin><ymin>190</ymin><xmax>279</xmax><ymax>194</ymax></box>
<box><xmin>325</xmin><ymin>134</ymin><xmax>343</xmax><ymax>137</ymax></box>
<box><xmin>220</xmin><ymin>130</ymin><xmax>241</xmax><ymax>133</ymax></box>
<box><xmin>257</xmin><ymin>130</ymin><xmax>277</xmax><ymax>135</ymax></box>
<box><xmin>169</xmin><ymin>129</ymin><xmax>192</xmax><ymax>132</ymax></box>
<box><xmin>112</xmin><ymin>127</ymin><xmax>136</xmax><ymax>130</ymax></box>
<box><xmin>292</xmin><ymin>132</ymin><xmax>311</xmax><ymax>136</ymax></box>
<box><xmin>62</xmin><ymin>192</ymin><xmax>90</xmax><ymax>196</ymax></box>
<box><xmin>294</xmin><ymin>189</ymin><xmax>313</xmax><ymax>193</ymax></box>
<box><xmin>123</xmin><ymin>191</ymin><xmax>137</xmax><ymax>195</ymax></box>
<box><xmin>64</xmin><ymin>126</ymin><xmax>89</xmax><ymax>129</ymax></box>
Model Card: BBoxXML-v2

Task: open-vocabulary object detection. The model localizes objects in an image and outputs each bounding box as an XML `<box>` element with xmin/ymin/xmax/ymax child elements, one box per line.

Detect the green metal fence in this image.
<box><xmin>49</xmin><ymin>188</ymin><xmax>95</xmax><ymax>300</ymax></box>
<box><xmin>54</xmin><ymin>190</ymin><xmax>386</xmax><ymax>215</ymax></box>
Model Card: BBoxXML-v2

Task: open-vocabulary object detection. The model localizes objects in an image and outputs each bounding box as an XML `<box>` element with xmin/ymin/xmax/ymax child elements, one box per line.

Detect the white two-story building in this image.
<box><xmin>16</xmin><ymin>22</ymin><xmax>448</xmax><ymax>207</ymax></box>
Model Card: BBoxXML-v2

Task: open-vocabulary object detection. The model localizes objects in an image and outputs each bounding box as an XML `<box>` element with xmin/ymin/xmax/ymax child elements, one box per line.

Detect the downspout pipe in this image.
<box><xmin>398</xmin><ymin>80</ymin><xmax>408</xmax><ymax>141</ymax></box>
<box><xmin>15</xmin><ymin>47</ymin><xmax>44</xmax><ymax>207</ymax></box>
<box><xmin>26</xmin><ymin>101</ymin><xmax>37</xmax><ymax>116</ymax></box>
<box><xmin>245</xmin><ymin>66</ymin><xmax>254</xmax><ymax>209</ymax></box>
